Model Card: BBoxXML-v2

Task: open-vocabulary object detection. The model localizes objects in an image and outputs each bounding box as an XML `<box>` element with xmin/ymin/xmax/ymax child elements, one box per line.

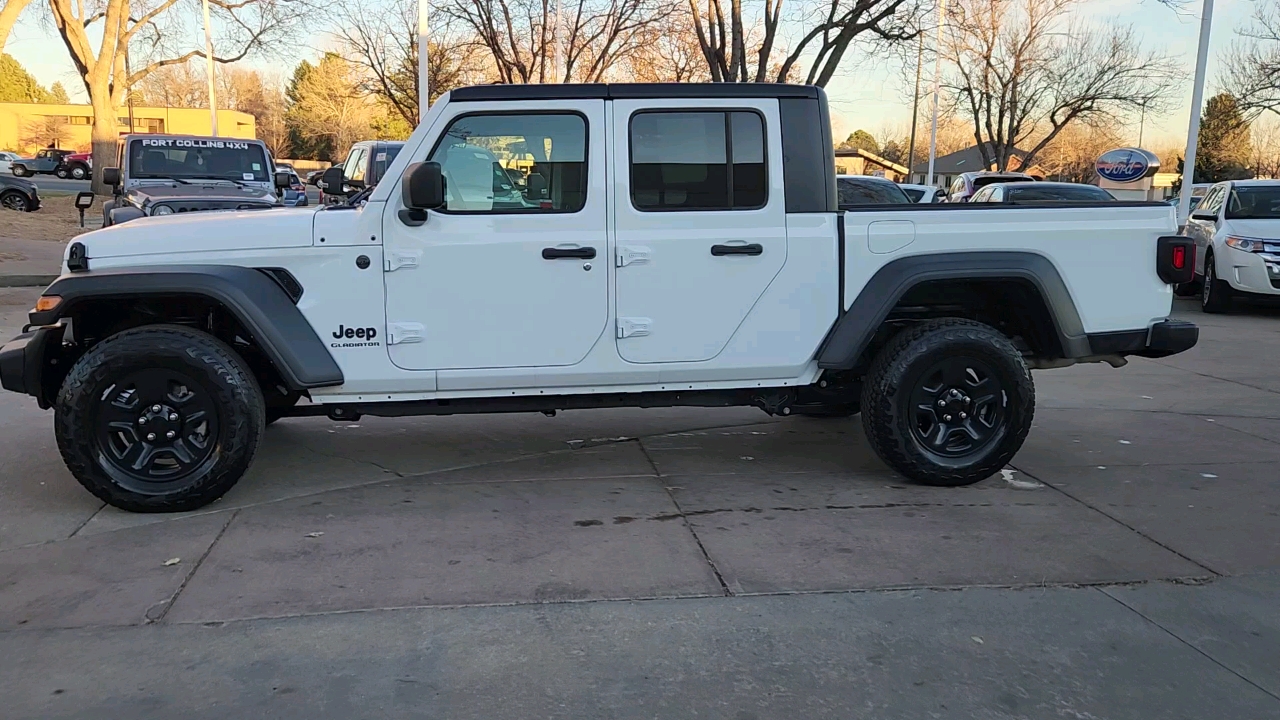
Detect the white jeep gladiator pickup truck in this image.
<box><xmin>0</xmin><ymin>83</ymin><xmax>1198</xmax><ymax>512</ymax></box>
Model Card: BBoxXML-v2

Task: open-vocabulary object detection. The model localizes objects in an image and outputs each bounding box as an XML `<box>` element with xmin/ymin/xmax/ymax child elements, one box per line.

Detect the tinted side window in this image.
<box><xmin>630</xmin><ymin>110</ymin><xmax>766</xmax><ymax>211</ymax></box>
<box><xmin>428</xmin><ymin>113</ymin><xmax>587</xmax><ymax>213</ymax></box>
<box><xmin>837</xmin><ymin>178</ymin><xmax>910</xmax><ymax>206</ymax></box>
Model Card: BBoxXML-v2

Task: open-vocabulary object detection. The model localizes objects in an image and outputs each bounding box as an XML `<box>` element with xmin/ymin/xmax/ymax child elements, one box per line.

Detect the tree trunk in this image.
<box><xmin>89</xmin><ymin>88</ymin><xmax>120</xmax><ymax>195</ymax></box>
<box><xmin>0</xmin><ymin>0</ymin><xmax>33</xmax><ymax>52</ymax></box>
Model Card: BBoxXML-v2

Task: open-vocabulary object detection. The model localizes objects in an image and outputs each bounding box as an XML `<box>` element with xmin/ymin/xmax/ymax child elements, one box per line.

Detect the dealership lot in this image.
<box><xmin>1</xmin><ymin>285</ymin><xmax>1278</xmax><ymax>718</ymax></box>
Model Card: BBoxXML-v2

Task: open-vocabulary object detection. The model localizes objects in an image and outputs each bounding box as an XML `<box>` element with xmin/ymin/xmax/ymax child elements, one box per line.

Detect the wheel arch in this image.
<box><xmin>817</xmin><ymin>251</ymin><xmax>1089</xmax><ymax>370</ymax></box>
<box><xmin>32</xmin><ymin>265</ymin><xmax>344</xmax><ymax>392</ymax></box>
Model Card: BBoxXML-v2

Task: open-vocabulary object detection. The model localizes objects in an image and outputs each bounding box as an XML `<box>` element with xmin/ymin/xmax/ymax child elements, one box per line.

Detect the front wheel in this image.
<box><xmin>70</xmin><ymin>164</ymin><xmax>88</xmax><ymax>180</ymax></box>
<box><xmin>11</xmin><ymin>165</ymin><xmax>28</xmax><ymax>177</ymax></box>
<box><xmin>860</xmin><ymin>319</ymin><xmax>1034</xmax><ymax>487</ymax></box>
<box><xmin>55</xmin><ymin>325</ymin><xmax>265</xmax><ymax>512</ymax></box>
<box><xmin>0</xmin><ymin>190</ymin><xmax>32</xmax><ymax>212</ymax></box>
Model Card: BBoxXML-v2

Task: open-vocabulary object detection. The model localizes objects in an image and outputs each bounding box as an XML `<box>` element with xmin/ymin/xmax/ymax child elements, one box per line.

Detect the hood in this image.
<box><xmin>127</xmin><ymin>183</ymin><xmax>276</xmax><ymax>204</ymax></box>
<box><xmin>1221</xmin><ymin>218</ymin><xmax>1280</xmax><ymax>239</ymax></box>
<box><xmin>74</xmin><ymin>206</ymin><xmax>319</xmax><ymax>261</ymax></box>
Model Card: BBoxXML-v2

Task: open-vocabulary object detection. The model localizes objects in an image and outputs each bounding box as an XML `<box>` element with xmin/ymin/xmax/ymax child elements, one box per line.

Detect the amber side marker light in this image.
<box><xmin>34</xmin><ymin>296</ymin><xmax>62</xmax><ymax>312</ymax></box>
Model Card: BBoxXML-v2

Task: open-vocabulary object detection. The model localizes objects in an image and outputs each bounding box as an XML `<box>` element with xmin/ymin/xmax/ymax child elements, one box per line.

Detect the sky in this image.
<box><xmin>2</xmin><ymin>0</ymin><xmax>1263</xmax><ymax>150</ymax></box>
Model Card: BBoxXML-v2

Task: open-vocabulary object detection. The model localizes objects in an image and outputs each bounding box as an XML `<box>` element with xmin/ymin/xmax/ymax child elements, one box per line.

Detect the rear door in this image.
<box><xmin>611</xmin><ymin>99</ymin><xmax>785</xmax><ymax>363</ymax></box>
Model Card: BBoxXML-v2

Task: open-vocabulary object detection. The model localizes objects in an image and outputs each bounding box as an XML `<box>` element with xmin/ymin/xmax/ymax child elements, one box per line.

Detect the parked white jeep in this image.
<box><xmin>1</xmin><ymin>83</ymin><xmax>1198</xmax><ymax>512</ymax></box>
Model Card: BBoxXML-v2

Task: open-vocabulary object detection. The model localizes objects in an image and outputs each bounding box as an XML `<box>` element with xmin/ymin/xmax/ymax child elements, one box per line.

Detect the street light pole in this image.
<box><xmin>418</xmin><ymin>0</ymin><xmax>430</xmax><ymax>121</ymax></box>
<box><xmin>907</xmin><ymin>32</ymin><xmax>924</xmax><ymax>178</ymax></box>
<box><xmin>201</xmin><ymin>0</ymin><xmax>218</xmax><ymax>136</ymax></box>
<box><xmin>1178</xmin><ymin>0</ymin><xmax>1214</xmax><ymax>227</ymax></box>
<box><xmin>926</xmin><ymin>0</ymin><xmax>947</xmax><ymax>187</ymax></box>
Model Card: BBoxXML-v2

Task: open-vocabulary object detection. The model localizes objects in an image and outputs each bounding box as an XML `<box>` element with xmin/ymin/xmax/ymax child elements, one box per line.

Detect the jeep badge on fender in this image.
<box><xmin>331</xmin><ymin>325</ymin><xmax>379</xmax><ymax>348</ymax></box>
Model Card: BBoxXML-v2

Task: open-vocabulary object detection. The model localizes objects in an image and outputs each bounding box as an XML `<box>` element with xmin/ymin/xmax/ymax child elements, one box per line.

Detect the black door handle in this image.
<box><xmin>542</xmin><ymin>246</ymin><xmax>597</xmax><ymax>259</ymax></box>
<box><xmin>711</xmin><ymin>243</ymin><xmax>763</xmax><ymax>256</ymax></box>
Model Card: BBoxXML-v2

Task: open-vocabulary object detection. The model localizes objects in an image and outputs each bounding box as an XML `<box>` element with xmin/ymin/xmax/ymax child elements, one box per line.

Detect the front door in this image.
<box><xmin>1186</xmin><ymin>184</ymin><xmax>1225</xmax><ymax>276</ymax></box>
<box><xmin>611</xmin><ymin>99</ymin><xmax>786</xmax><ymax>363</ymax></box>
<box><xmin>382</xmin><ymin>100</ymin><xmax>609</xmax><ymax>372</ymax></box>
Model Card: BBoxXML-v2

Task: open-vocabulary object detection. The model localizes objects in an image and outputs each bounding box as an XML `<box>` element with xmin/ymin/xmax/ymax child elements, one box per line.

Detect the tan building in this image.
<box><xmin>0</xmin><ymin>103</ymin><xmax>256</xmax><ymax>153</ymax></box>
<box><xmin>834</xmin><ymin>148</ymin><xmax>910</xmax><ymax>181</ymax></box>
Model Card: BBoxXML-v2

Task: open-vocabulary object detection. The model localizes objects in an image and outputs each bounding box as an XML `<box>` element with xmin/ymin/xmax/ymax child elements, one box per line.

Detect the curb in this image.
<box><xmin>0</xmin><ymin>274</ymin><xmax>57</xmax><ymax>288</ymax></box>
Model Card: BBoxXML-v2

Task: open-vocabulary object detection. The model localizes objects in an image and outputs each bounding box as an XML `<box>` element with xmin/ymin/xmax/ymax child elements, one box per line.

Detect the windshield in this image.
<box><xmin>1225</xmin><ymin>186</ymin><xmax>1280</xmax><ymax>219</ymax></box>
<box><xmin>128</xmin><ymin>138</ymin><xmax>269</xmax><ymax>182</ymax></box>
<box><xmin>838</xmin><ymin>177</ymin><xmax>911</xmax><ymax>206</ymax></box>
<box><xmin>1007</xmin><ymin>185</ymin><xmax>1114</xmax><ymax>202</ymax></box>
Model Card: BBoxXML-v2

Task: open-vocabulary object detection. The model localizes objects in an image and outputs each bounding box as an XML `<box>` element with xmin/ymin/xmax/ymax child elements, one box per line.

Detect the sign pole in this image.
<box><xmin>418</xmin><ymin>0</ymin><xmax>430</xmax><ymax>121</ymax></box>
<box><xmin>201</xmin><ymin>0</ymin><xmax>218</xmax><ymax>136</ymax></box>
<box><xmin>1178</xmin><ymin>0</ymin><xmax>1214</xmax><ymax>227</ymax></box>
<box><xmin>926</xmin><ymin>0</ymin><xmax>947</xmax><ymax>187</ymax></box>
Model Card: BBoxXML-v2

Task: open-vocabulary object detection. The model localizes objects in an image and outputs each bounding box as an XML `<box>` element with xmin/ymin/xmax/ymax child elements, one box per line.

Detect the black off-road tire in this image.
<box><xmin>860</xmin><ymin>318</ymin><xmax>1035</xmax><ymax>487</ymax></box>
<box><xmin>55</xmin><ymin>324</ymin><xmax>265</xmax><ymax>512</ymax></box>
<box><xmin>1201</xmin><ymin>254</ymin><xmax>1233</xmax><ymax>314</ymax></box>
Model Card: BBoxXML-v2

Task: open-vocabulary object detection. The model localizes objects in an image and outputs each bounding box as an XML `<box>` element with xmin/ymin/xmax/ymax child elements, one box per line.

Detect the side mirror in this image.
<box><xmin>525</xmin><ymin>172</ymin><xmax>547</xmax><ymax>200</ymax></box>
<box><xmin>102</xmin><ymin>167</ymin><xmax>120</xmax><ymax>187</ymax></box>
<box><xmin>399</xmin><ymin>162</ymin><xmax>444</xmax><ymax>226</ymax></box>
<box><xmin>274</xmin><ymin>171</ymin><xmax>293</xmax><ymax>189</ymax></box>
<box><xmin>318</xmin><ymin>167</ymin><xmax>345</xmax><ymax>193</ymax></box>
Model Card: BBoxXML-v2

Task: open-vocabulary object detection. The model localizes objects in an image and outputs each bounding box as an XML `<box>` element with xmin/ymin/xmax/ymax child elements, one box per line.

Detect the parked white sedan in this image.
<box><xmin>898</xmin><ymin>183</ymin><xmax>945</xmax><ymax>203</ymax></box>
<box><xmin>0</xmin><ymin>151</ymin><xmax>19</xmax><ymax>175</ymax></box>
<box><xmin>1184</xmin><ymin>180</ymin><xmax>1280</xmax><ymax>312</ymax></box>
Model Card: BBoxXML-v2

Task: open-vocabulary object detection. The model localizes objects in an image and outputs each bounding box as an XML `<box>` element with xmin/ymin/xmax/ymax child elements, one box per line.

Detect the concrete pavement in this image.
<box><xmin>1</xmin><ymin>288</ymin><xmax>1278</xmax><ymax>718</ymax></box>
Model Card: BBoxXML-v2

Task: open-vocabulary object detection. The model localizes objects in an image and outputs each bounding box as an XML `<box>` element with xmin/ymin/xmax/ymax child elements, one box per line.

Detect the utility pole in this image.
<box><xmin>418</xmin><ymin>0</ymin><xmax>430</xmax><ymax>121</ymax></box>
<box><xmin>125</xmin><ymin>51</ymin><xmax>135</xmax><ymax>134</ymax></box>
<box><xmin>926</xmin><ymin>0</ymin><xmax>947</xmax><ymax>187</ymax></box>
<box><xmin>907</xmin><ymin>32</ymin><xmax>924</xmax><ymax>180</ymax></box>
<box><xmin>201</xmin><ymin>0</ymin><xmax>218</xmax><ymax>136</ymax></box>
<box><xmin>1138</xmin><ymin>103</ymin><xmax>1147</xmax><ymax>148</ymax></box>
<box><xmin>1178</xmin><ymin>0</ymin><xmax>1214</xmax><ymax>227</ymax></box>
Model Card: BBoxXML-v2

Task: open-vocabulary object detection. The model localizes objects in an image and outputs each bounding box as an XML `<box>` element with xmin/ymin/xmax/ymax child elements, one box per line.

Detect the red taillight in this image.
<box><xmin>1171</xmin><ymin>244</ymin><xmax>1187</xmax><ymax>270</ymax></box>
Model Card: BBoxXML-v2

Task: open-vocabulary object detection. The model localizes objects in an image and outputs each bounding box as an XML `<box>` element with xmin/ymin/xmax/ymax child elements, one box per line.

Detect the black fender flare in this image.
<box><xmin>31</xmin><ymin>265</ymin><xmax>344</xmax><ymax>390</ymax></box>
<box><xmin>107</xmin><ymin>205</ymin><xmax>146</xmax><ymax>226</ymax></box>
<box><xmin>816</xmin><ymin>251</ymin><xmax>1090</xmax><ymax>369</ymax></box>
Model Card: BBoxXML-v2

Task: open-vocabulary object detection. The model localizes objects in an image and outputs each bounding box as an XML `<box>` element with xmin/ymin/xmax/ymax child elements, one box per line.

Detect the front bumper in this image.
<box><xmin>0</xmin><ymin>327</ymin><xmax>61</xmax><ymax>407</ymax></box>
<box><xmin>1222</xmin><ymin>247</ymin><xmax>1280</xmax><ymax>294</ymax></box>
<box><xmin>1086</xmin><ymin>319</ymin><xmax>1198</xmax><ymax>359</ymax></box>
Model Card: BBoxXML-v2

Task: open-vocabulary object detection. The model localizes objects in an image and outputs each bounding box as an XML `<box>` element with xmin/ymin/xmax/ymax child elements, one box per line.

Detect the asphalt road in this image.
<box><xmin>1</xmin><ymin>291</ymin><xmax>1278</xmax><ymax>718</ymax></box>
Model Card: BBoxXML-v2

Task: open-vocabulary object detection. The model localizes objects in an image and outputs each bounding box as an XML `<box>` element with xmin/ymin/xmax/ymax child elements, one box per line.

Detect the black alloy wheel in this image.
<box><xmin>861</xmin><ymin>318</ymin><xmax>1035</xmax><ymax>487</ymax></box>
<box><xmin>0</xmin><ymin>190</ymin><xmax>31</xmax><ymax>211</ymax></box>
<box><xmin>56</xmin><ymin>324</ymin><xmax>265</xmax><ymax>512</ymax></box>
<box><xmin>907</xmin><ymin>356</ymin><xmax>1006</xmax><ymax>459</ymax></box>
<box><xmin>92</xmin><ymin>369</ymin><xmax>221</xmax><ymax>495</ymax></box>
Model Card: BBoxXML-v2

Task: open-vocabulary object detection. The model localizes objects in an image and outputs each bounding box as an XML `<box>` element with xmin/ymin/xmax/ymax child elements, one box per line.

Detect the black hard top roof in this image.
<box><xmin>449</xmin><ymin>83</ymin><xmax>821</xmax><ymax>102</ymax></box>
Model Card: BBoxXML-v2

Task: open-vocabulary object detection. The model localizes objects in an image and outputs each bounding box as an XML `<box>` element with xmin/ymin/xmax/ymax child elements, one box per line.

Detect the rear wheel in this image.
<box><xmin>0</xmin><ymin>190</ymin><xmax>32</xmax><ymax>212</ymax></box>
<box><xmin>860</xmin><ymin>319</ymin><xmax>1034</xmax><ymax>487</ymax></box>
<box><xmin>55</xmin><ymin>167</ymin><xmax>69</xmax><ymax>179</ymax></box>
<box><xmin>1201</xmin><ymin>254</ymin><xmax>1233</xmax><ymax>313</ymax></box>
<box><xmin>55</xmin><ymin>325</ymin><xmax>265</xmax><ymax>512</ymax></box>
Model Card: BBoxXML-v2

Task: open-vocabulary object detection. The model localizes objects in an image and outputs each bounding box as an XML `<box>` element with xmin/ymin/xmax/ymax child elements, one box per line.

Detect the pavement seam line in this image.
<box><xmin>145</xmin><ymin>509</ymin><xmax>239</xmax><ymax>625</ymax></box>
<box><xmin>636</xmin><ymin>437</ymin><xmax>733</xmax><ymax>597</ymax></box>
<box><xmin>1147</xmin><ymin>359</ymin><xmax>1280</xmax><ymax>397</ymax></box>
<box><xmin>1095</xmin><ymin>586</ymin><xmax>1280</xmax><ymax>704</ymax></box>
<box><xmin>0</xmin><ymin>575</ymin><xmax>1225</xmax><ymax>634</ymax></box>
<box><xmin>1010</xmin><ymin>463</ymin><xmax>1223</xmax><ymax>576</ymax></box>
<box><xmin>0</xmin><ymin>418</ymin><xmax>785</xmax><ymax>554</ymax></box>
<box><xmin>67</xmin><ymin>503</ymin><xmax>105</xmax><ymax>538</ymax></box>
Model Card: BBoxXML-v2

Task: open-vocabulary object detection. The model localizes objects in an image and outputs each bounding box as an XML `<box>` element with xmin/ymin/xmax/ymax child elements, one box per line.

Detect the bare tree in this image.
<box><xmin>1250</xmin><ymin>115</ymin><xmax>1280</xmax><ymax>178</ymax></box>
<box><xmin>686</xmin><ymin>0</ymin><xmax>920</xmax><ymax>85</ymax></box>
<box><xmin>0</xmin><ymin>0</ymin><xmax>34</xmax><ymax>50</ymax></box>
<box><xmin>443</xmin><ymin>0</ymin><xmax>676</xmax><ymax>84</ymax></box>
<box><xmin>941</xmin><ymin>0</ymin><xmax>1175</xmax><ymax>171</ymax></box>
<box><xmin>1225</xmin><ymin>0</ymin><xmax>1280</xmax><ymax>119</ymax></box>
<box><xmin>135</xmin><ymin>59</ymin><xmax>208</xmax><ymax>107</ymax></box>
<box><xmin>625</xmin><ymin>5</ymin><xmax>708</xmax><ymax>81</ymax></box>
<box><xmin>43</xmin><ymin>0</ymin><xmax>308</xmax><ymax>190</ymax></box>
<box><xmin>331</xmin><ymin>0</ymin><xmax>483</xmax><ymax>128</ymax></box>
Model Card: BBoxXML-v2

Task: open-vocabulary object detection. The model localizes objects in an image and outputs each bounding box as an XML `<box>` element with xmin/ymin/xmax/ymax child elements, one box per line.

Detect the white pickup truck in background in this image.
<box><xmin>1</xmin><ymin>83</ymin><xmax>1198</xmax><ymax>513</ymax></box>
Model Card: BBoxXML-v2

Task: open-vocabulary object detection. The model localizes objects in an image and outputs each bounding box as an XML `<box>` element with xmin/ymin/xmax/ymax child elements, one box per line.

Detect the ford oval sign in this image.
<box><xmin>1096</xmin><ymin>147</ymin><xmax>1160</xmax><ymax>183</ymax></box>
